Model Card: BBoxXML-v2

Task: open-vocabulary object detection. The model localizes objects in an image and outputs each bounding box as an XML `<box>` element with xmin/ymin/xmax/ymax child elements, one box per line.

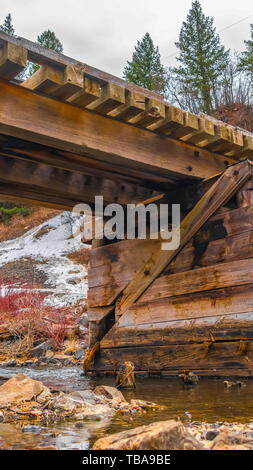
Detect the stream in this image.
<box><xmin>0</xmin><ymin>366</ymin><xmax>253</xmax><ymax>450</ymax></box>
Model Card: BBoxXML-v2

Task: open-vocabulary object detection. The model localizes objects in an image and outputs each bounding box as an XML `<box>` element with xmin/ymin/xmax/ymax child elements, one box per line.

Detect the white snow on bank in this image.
<box><xmin>0</xmin><ymin>212</ymin><xmax>89</xmax><ymax>307</ymax></box>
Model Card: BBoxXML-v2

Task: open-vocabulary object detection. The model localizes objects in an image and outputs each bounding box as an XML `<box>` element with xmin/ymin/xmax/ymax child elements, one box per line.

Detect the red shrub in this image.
<box><xmin>0</xmin><ymin>279</ymin><xmax>81</xmax><ymax>350</ymax></box>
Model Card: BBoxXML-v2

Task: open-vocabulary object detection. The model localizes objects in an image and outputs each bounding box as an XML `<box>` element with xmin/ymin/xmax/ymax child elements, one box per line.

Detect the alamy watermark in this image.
<box><xmin>72</xmin><ymin>196</ymin><xmax>180</xmax><ymax>251</ymax></box>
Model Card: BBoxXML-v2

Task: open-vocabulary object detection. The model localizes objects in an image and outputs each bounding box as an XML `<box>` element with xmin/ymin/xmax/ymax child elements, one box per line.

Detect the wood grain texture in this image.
<box><xmin>102</xmin><ymin>313</ymin><xmax>253</xmax><ymax>348</ymax></box>
<box><xmin>0</xmin><ymin>80</ymin><xmax>236</xmax><ymax>181</ymax></box>
<box><xmin>0</xmin><ymin>42</ymin><xmax>27</xmax><ymax>79</ymax></box>
<box><xmin>90</xmin><ymin>340</ymin><xmax>253</xmax><ymax>376</ymax></box>
<box><xmin>117</xmin><ymin>161</ymin><xmax>252</xmax><ymax>317</ymax></box>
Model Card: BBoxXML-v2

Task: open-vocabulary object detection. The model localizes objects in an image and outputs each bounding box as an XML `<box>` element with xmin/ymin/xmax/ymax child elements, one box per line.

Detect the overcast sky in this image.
<box><xmin>1</xmin><ymin>0</ymin><xmax>253</xmax><ymax>77</ymax></box>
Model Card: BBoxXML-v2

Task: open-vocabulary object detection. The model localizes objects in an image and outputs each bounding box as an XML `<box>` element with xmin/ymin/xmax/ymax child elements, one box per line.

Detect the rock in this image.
<box><xmin>74</xmin><ymin>349</ymin><xmax>84</xmax><ymax>360</ymax></box>
<box><xmin>94</xmin><ymin>385</ymin><xmax>126</xmax><ymax>402</ymax></box>
<box><xmin>5</xmin><ymin>360</ymin><xmax>16</xmax><ymax>367</ymax></box>
<box><xmin>45</xmin><ymin>350</ymin><xmax>54</xmax><ymax>359</ymax></box>
<box><xmin>69</xmin><ymin>390</ymin><xmax>95</xmax><ymax>404</ymax></box>
<box><xmin>93</xmin><ymin>420</ymin><xmax>207</xmax><ymax>450</ymax></box>
<box><xmin>211</xmin><ymin>431</ymin><xmax>253</xmax><ymax>450</ymax></box>
<box><xmin>0</xmin><ymin>411</ymin><xmax>3</xmax><ymax>422</ymax></box>
<box><xmin>23</xmin><ymin>360</ymin><xmax>33</xmax><ymax>367</ymax></box>
<box><xmin>22</xmin><ymin>425</ymin><xmax>42</xmax><ymax>433</ymax></box>
<box><xmin>0</xmin><ymin>374</ymin><xmax>50</xmax><ymax>407</ymax></box>
<box><xmin>130</xmin><ymin>399</ymin><xmax>162</xmax><ymax>410</ymax></box>
<box><xmin>50</xmin><ymin>392</ymin><xmax>114</xmax><ymax>419</ymax></box>
<box><xmin>75</xmin><ymin>421</ymin><xmax>84</xmax><ymax>428</ymax></box>
<box><xmin>206</xmin><ymin>430</ymin><xmax>219</xmax><ymax>441</ymax></box>
<box><xmin>30</xmin><ymin>341</ymin><xmax>51</xmax><ymax>358</ymax></box>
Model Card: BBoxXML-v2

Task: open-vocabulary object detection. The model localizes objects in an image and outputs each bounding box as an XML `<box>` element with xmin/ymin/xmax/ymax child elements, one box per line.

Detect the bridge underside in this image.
<box><xmin>1</xmin><ymin>32</ymin><xmax>253</xmax><ymax>376</ymax></box>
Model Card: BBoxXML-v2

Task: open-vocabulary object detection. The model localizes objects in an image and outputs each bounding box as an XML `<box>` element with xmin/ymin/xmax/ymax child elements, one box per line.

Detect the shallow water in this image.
<box><xmin>0</xmin><ymin>367</ymin><xmax>253</xmax><ymax>450</ymax></box>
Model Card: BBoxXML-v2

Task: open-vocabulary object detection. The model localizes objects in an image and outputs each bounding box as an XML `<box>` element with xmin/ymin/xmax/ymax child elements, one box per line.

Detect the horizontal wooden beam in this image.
<box><xmin>0</xmin><ymin>154</ymin><xmax>160</xmax><ymax>206</ymax></box>
<box><xmin>0</xmin><ymin>80</ymin><xmax>236</xmax><ymax>181</ymax></box>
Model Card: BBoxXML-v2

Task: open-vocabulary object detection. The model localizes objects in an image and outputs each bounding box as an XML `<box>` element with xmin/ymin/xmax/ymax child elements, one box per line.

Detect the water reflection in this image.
<box><xmin>1</xmin><ymin>367</ymin><xmax>253</xmax><ymax>449</ymax></box>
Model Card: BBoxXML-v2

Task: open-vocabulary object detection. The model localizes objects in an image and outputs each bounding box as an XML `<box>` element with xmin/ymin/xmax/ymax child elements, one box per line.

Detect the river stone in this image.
<box><xmin>94</xmin><ymin>385</ymin><xmax>125</xmax><ymax>402</ymax></box>
<box><xmin>211</xmin><ymin>431</ymin><xmax>253</xmax><ymax>450</ymax></box>
<box><xmin>22</xmin><ymin>425</ymin><xmax>42</xmax><ymax>433</ymax></box>
<box><xmin>93</xmin><ymin>420</ymin><xmax>207</xmax><ymax>450</ymax></box>
<box><xmin>30</xmin><ymin>341</ymin><xmax>51</xmax><ymax>358</ymax></box>
<box><xmin>0</xmin><ymin>374</ymin><xmax>49</xmax><ymax>406</ymax></box>
<box><xmin>206</xmin><ymin>430</ymin><xmax>219</xmax><ymax>441</ymax></box>
<box><xmin>0</xmin><ymin>411</ymin><xmax>3</xmax><ymax>422</ymax></box>
<box><xmin>69</xmin><ymin>390</ymin><xmax>95</xmax><ymax>404</ymax></box>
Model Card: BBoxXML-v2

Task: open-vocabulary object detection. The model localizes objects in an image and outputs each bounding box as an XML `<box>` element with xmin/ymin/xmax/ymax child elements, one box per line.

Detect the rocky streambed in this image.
<box><xmin>1</xmin><ymin>369</ymin><xmax>253</xmax><ymax>450</ymax></box>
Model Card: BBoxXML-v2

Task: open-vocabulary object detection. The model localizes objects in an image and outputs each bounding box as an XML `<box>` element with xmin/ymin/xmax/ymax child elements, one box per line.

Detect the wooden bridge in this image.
<box><xmin>1</xmin><ymin>32</ymin><xmax>253</xmax><ymax>377</ymax></box>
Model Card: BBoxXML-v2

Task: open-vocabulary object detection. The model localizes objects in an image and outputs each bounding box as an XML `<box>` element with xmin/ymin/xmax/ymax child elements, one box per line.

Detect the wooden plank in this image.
<box><xmin>117</xmin><ymin>160</ymin><xmax>252</xmax><ymax>317</ymax></box>
<box><xmin>119</xmin><ymin>284</ymin><xmax>253</xmax><ymax>327</ymax></box>
<box><xmin>237</xmin><ymin>179</ymin><xmax>253</xmax><ymax>207</ymax></box>
<box><xmin>88</xmin><ymin>306</ymin><xmax>114</xmax><ymax>322</ymax></box>
<box><xmin>149</xmin><ymin>105</ymin><xmax>184</xmax><ymax>134</ymax></box>
<box><xmin>87</xmin><ymin>82</ymin><xmax>125</xmax><ymax>114</ymax></box>
<box><xmin>0</xmin><ymin>32</ymin><xmax>167</xmax><ymax>102</ymax></box>
<box><xmin>0</xmin><ymin>42</ymin><xmax>27</xmax><ymax>79</ymax></box>
<box><xmin>21</xmin><ymin>64</ymin><xmax>83</xmax><ymax>100</ymax></box>
<box><xmin>0</xmin><ymin>81</ymin><xmax>236</xmax><ymax>181</ymax></box>
<box><xmin>109</xmin><ymin>90</ymin><xmax>145</xmax><ymax>121</ymax></box>
<box><xmin>91</xmin><ymin>340</ymin><xmax>253</xmax><ymax>375</ymax></box>
<box><xmin>131</xmin><ymin>98</ymin><xmax>165</xmax><ymax>127</ymax></box>
<box><xmin>0</xmin><ymin>153</ymin><xmax>162</xmax><ymax>206</ymax></box>
<box><xmin>181</xmin><ymin>117</ymin><xmax>214</xmax><ymax>145</ymax></box>
<box><xmin>234</xmin><ymin>136</ymin><xmax>253</xmax><ymax>159</ymax></box>
<box><xmin>102</xmin><ymin>313</ymin><xmax>253</xmax><ymax>348</ymax></box>
<box><xmin>67</xmin><ymin>77</ymin><xmax>101</xmax><ymax>107</ymax></box>
<box><xmin>171</xmin><ymin>112</ymin><xmax>199</xmax><ymax>139</ymax></box>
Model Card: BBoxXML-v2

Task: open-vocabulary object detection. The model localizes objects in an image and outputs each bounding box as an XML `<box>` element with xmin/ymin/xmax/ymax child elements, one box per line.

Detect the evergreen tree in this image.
<box><xmin>173</xmin><ymin>1</ymin><xmax>229</xmax><ymax>113</ymax></box>
<box><xmin>123</xmin><ymin>32</ymin><xmax>167</xmax><ymax>95</ymax></box>
<box><xmin>238</xmin><ymin>24</ymin><xmax>253</xmax><ymax>79</ymax></box>
<box><xmin>0</xmin><ymin>13</ymin><xmax>15</xmax><ymax>35</ymax></box>
<box><xmin>27</xmin><ymin>30</ymin><xmax>63</xmax><ymax>76</ymax></box>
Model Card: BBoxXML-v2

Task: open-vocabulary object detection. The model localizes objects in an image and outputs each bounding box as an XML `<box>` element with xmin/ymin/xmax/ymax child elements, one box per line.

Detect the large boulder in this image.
<box><xmin>93</xmin><ymin>420</ymin><xmax>206</xmax><ymax>450</ymax></box>
<box><xmin>0</xmin><ymin>374</ymin><xmax>50</xmax><ymax>407</ymax></box>
<box><xmin>94</xmin><ymin>385</ymin><xmax>126</xmax><ymax>402</ymax></box>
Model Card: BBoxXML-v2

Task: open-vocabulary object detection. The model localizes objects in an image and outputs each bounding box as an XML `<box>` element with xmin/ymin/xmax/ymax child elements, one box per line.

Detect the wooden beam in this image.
<box><xmin>0</xmin><ymin>42</ymin><xmax>27</xmax><ymax>79</ymax></box>
<box><xmin>0</xmin><ymin>80</ymin><xmax>236</xmax><ymax>181</ymax></box>
<box><xmin>87</xmin><ymin>82</ymin><xmax>125</xmax><ymax>114</ymax></box>
<box><xmin>67</xmin><ymin>77</ymin><xmax>101</xmax><ymax>107</ymax></box>
<box><xmin>109</xmin><ymin>90</ymin><xmax>145</xmax><ymax>121</ymax></box>
<box><xmin>21</xmin><ymin>64</ymin><xmax>83</xmax><ymax>100</ymax></box>
<box><xmin>0</xmin><ymin>32</ymin><xmax>165</xmax><ymax>102</ymax></box>
<box><xmin>0</xmin><ymin>154</ymin><xmax>161</xmax><ymax>206</ymax></box>
<box><xmin>117</xmin><ymin>160</ymin><xmax>252</xmax><ymax>317</ymax></box>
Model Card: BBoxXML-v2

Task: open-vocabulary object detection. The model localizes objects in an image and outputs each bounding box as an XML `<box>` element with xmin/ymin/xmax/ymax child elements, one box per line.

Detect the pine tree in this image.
<box><xmin>0</xmin><ymin>13</ymin><xmax>15</xmax><ymax>35</ymax></box>
<box><xmin>123</xmin><ymin>32</ymin><xmax>167</xmax><ymax>95</ymax></box>
<box><xmin>173</xmin><ymin>1</ymin><xmax>229</xmax><ymax>113</ymax></box>
<box><xmin>238</xmin><ymin>24</ymin><xmax>253</xmax><ymax>79</ymax></box>
<box><xmin>27</xmin><ymin>30</ymin><xmax>63</xmax><ymax>76</ymax></box>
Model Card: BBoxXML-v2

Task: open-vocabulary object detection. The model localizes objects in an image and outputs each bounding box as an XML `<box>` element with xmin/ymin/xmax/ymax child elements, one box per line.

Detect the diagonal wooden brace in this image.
<box><xmin>117</xmin><ymin>160</ymin><xmax>253</xmax><ymax>318</ymax></box>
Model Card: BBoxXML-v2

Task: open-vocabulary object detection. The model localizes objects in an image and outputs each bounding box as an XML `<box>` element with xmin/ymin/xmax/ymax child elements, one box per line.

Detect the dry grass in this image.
<box><xmin>67</xmin><ymin>247</ymin><xmax>90</xmax><ymax>266</ymax></box>
<box><xmin>0</xmin><ymin>206</ymin><xmax>61</xmax><ymax>242</ymax></box>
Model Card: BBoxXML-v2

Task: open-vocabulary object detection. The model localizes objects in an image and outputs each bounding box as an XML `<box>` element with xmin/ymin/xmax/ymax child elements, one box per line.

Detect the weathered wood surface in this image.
<box><xmin>90</xmin><ymin>340</ymin><xmax>253</xmax><ymax>376</ymax></box>
<box><xmin>117</xmin><ymin>161</ymin><xmax>252</xmax><ymax>317</ymax></box>
<box><xmin>102</xmin><ymin>313</ymin><xmax>253</xmax><ymax>348</ymax></box>
<box><xmin>88</xmin><ymin>204</ymin><xmax>253</xmax><ymax>307</ymax></box>
<box><xmin>118</xmin><ymin>284</ymin><xmax>253</xmax><ymax>326</ymax></box>
<box><xmin>0</xmin><ymin>80</ymin><xmax>237</xmax><ymax>183</ymax></box>
<box><xmin>0</xmin><ymin>32</ymin><xmax>252</xmax><ymax>162</ymax></box>
<box><xmin>22</xmin><ymin>64</ymin><xmax>83</xmax><ymax>100</ymax></box>
<box><xmin>0</xmin><ymin>154</ymin><xmax>163</xmax><ymax>207</ymax></box>
<box><xmin>0</xmin><ymin>42</ymin><xmax>27</xmax><ymax>80</ymax></box>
